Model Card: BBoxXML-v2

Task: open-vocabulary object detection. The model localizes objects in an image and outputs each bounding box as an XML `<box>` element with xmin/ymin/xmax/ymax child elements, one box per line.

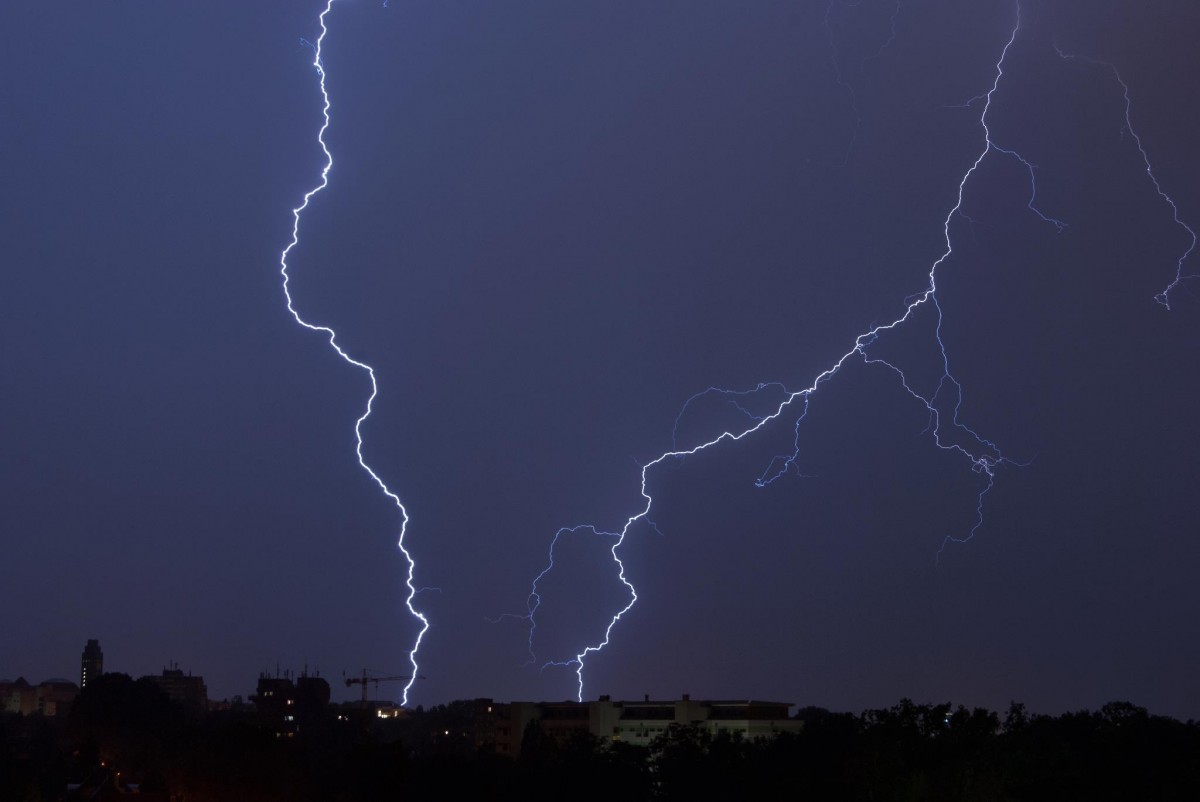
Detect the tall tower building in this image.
<box><xmin>80</xmin><ymin>639</ymin><xmax>103</xmax><ymax>688</ymax></box>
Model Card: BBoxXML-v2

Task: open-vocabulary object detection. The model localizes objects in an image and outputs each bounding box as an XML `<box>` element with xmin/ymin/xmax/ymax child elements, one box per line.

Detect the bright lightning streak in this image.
<box><xmin>519</xmin><ymin>1</ymin><xmax>1080</xmax><ymax>702</ymax></box>
<box><xmin>487</xmin><ymin>525</ymin><xmax>625</xmax><ymax>669</ymax></box>
<box><xmin>671</xmin><ymin>382</ymin><xmax>790</xmax><ymax>450</ymax></box>
<box><xmin>1053</xmin><ymin>47</ymin><xmax>1198</xmax><ymax>309</ymax></box>
<box><xmin>279</xmin><ymin>1</ymin><xmax>428</xmax><ymax>706</ymax></box>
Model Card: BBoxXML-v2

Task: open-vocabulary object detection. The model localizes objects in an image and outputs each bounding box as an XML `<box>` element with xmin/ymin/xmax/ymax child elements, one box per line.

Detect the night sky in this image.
<box><xmin>3</xmin><ymin>0</ymin><xmax>1199</xmax><ymax>718</ymax></box>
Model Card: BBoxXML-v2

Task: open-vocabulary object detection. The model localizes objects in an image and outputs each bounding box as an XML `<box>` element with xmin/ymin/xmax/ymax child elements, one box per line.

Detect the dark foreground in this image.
<box><xmin>4</xmin><ymin>676</ymin><xmax>1198</xmax><ymax>801</ymax></box>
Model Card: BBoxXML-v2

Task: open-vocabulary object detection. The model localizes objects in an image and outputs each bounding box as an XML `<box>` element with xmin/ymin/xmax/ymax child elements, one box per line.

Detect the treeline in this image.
<box><xmin>2</xmin><ymin>676</ymin><xmax>1198</xmax><ymax>801</ymax></box>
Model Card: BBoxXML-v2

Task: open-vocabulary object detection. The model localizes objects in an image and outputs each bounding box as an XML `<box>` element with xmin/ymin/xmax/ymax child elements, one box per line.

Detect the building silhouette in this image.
<box><xmin>80</xmin><ymin>639</ymin><xmax>103</xmax><ymax>688</ymax></box>
<box><xmin>1</xmin><ymin>677</ymin><xmax>79</xmax><ymax>716</ymax></box>
<box><xmin>491</xmin><ymin>695</ymin><xmax>802</xmax><ymax>755</ymax></box>
<box><xmin>142</xmin><ymin>664</ymin><xmax>208</xmax><ymax>709</ymax></box>
<box><xmin>251</xmin><ymin>669</ymin><xmax>331</xmax><ymax>737</ymax></box>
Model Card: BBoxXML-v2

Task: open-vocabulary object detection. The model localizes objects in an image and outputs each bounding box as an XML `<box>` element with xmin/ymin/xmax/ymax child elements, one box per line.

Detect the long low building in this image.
<box><xmin>492</xmin><ymin>695</ymin><xmax>802</xmax><ymax>755</ymax></box>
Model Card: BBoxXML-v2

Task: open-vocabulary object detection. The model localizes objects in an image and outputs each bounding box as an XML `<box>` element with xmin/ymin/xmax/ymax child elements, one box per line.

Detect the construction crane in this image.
<box><xmin>344</xmin><ymin>669</ymin><xmax>424</xmax><ymax>708</ymax></box>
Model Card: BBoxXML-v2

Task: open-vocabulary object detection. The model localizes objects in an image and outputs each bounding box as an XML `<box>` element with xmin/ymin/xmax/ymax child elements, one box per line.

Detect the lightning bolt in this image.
<box><xmin>822</xmin><ymin>0</ymin><xmax>901</xmax><ymax>165</ymax></box>
<box><xmin>1052</xmin><ymin>47</ymin><xmax>1198</xmax><ymax>309</ymax></box>
<box><xmin>279</xmin><ymin>0</ymin><xmax>428</xmax><ymax>706</ymax></box>
<box><xmin>514</xmin><ymin>0</ymin><xmax>1120</xmax><ymax>702</ymax></box>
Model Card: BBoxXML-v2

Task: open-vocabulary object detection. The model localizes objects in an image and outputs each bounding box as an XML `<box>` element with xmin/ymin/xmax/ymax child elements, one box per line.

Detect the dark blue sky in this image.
<box><xmin>3</xmin><ymin>0</ymin><xmax>1199</xmax><ymax>718</ymax></box>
